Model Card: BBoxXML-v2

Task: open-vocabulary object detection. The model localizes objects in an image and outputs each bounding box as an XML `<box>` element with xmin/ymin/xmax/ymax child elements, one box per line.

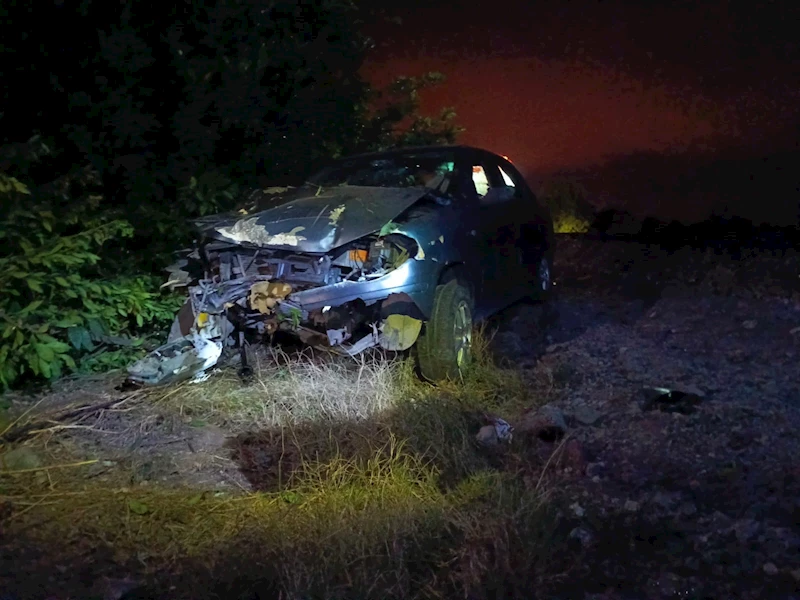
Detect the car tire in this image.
<box><xmin>416</xmin><ymin>278</ymin><xmax>474</xmax><ymax>382</ymax></box>
<box><xmin>532</xmin><ymin>253</ymin><xmax>553</xmax><ymax>301</ymax></box>
<box><xmin>518</xmin><ymin>243</ymin><xmax>553</xmax><ymax>302</ymax></box>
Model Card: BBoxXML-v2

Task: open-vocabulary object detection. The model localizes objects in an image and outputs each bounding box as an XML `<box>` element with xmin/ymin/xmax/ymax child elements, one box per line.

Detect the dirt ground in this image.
<box><xmin>491</xmin><ymin>237</ymin><xmax>800</xmax><ymax>599</ymax></box>
<box><xmin>1</xmin><ymin>236</ymin><xmax>799</xmax><ymax>599</ymax></box>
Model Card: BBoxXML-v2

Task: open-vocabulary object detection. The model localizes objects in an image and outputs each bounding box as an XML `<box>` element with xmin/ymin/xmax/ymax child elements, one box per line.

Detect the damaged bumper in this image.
<box><xmin>127</xmin><ymin>233</ymin><xmax>437</xmax><ymax>386</ymax></box>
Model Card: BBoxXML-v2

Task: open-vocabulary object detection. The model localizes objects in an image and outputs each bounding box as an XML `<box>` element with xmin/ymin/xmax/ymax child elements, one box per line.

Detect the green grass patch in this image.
<box><xmin>0</xmin><ymin>330</ymin><xmax>558</xmax><ymax>599</ymax></box>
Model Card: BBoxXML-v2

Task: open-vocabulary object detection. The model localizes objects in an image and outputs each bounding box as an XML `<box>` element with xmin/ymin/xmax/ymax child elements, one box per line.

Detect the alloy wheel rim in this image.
<box><xmin>453</xmin><ymin>299</ymin><xmax>472</xmax><ymax>370</ymax></box>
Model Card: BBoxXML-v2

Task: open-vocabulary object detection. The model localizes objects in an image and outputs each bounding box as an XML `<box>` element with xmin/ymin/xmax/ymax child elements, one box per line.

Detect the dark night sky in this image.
<box><xmin>362</xmin><ymin>0</ymin><xmax>800</xmax><ymax>223</ymax></box>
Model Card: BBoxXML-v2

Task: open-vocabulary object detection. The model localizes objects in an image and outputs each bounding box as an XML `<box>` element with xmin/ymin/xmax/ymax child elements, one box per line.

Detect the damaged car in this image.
<box><xmin>127</xmin><ymin>145</ymin><xmax>555</xmax><ymax>385</ymax></box>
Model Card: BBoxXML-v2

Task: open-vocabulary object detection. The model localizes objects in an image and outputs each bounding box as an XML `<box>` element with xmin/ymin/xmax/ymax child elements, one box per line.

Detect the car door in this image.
<box><xmin>470</xmin><ymin>152</ymin><xmax>523</xmax><ymax>314</ymax></box>
<box><xmin>497</xmin><ymin>157</ymin><xmax>554</xmax><ymax>265</ymax></box>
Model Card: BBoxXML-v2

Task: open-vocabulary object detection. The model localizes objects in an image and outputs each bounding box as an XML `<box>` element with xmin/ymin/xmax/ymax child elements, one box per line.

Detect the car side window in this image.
<box><xmin>475</xmin><ymin>160</ymin><xmax>518</xmax><ymax>206</ymax></box>
<box><xmin>472</xmin><ymin>164</ymin><xmax>491</xmax><ymax>197</ymax></box>
<box><xmin>472</xmin><ymin>161</ymin><xmax>503</xmax><ymax>200</ymax></box>
<box><xmin>499</xmin><ymin>166</ymin><xmax>516</xmax><ymax>188</ymax></box>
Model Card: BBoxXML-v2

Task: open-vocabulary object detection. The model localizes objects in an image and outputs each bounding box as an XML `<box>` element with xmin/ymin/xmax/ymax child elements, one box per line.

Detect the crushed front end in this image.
<box><xmin>127</xmin><ymin>224</ymin><xmax>436</xmax><ymax>386</ymax></box>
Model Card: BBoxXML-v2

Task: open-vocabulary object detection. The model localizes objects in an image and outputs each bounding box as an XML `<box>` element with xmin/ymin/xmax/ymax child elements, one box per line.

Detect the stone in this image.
<box><xmin>624</xmin><ymin>499</ymin><xmax>640</xmax><ymax>512</ymax></box>
<box><xmin>763</xmin><ymin>562</ymin><xmax>779</xmax><ymax>576</ymax></box>
<box><xmin>187</xmin><ymin>424</ymin><xmax>229</xmax><ymax>453</ymax></box>
<box><xmin>651</xmin><ymin>490</ymin><xmax>682</xmax><ymax>510</ymax></box>
<box><xmin>568</xmin><ymin>526</ymin><xmax>594</xmax><ymax>549</ymax></box>
<box><xmin>733</xmin><ymin>519</ymin><xmax>760</xmax><ymax>543</ymax></box>
<box><xmin>586</xmin><ymin>462</ymin><xmax>606</xmax><ymax>478</ymax></box>
<box><xmin>516</xmin><ymin>404</ymin><xmax>567</xmax><ymax>441</ymax></box>
<box><xmin>90</xmin><ymin>577</ymin><xmax>142</xmax><ymax>600</ymax></box>
<box><xmin>570</xmin><ymin>502</ymin><xmax>586</xmax><ymax>517</ymax></box>
<box><xmin>572</xmin><ymin>404</ymin><xmax>603</xmax><ymax>426</ymax></box>
<box><xmin>562</xmin><ymin>439</ymin><xmax>588</xmax><ymax>474</ymax></box>
<box><xmin>476</xmin><ymin>425</ymin><xmax>498</xmax><ymax>447</ymax></box>
<box><xmin>0</xmin><ymin>446</ymin><xmax>42</xmax><ymax>471</ymax></box>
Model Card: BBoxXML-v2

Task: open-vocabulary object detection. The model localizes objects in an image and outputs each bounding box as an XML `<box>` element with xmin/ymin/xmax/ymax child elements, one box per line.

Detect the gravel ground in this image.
<box><xmin>490</xmin><ymin>236</ymin><xmax>800</xmax><ymax>599</ymax></box>
<box><xmin>2</xmin><ymin>235</ymin><xmax>799</xmax><ymax>599</ymax></box>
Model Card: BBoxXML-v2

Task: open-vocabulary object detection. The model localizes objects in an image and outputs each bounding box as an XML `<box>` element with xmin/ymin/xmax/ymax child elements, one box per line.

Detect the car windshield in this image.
<box><xmin>308</xmin><ymin>151</ymin><xmax>456</xmax><ymax>192</ymax></box>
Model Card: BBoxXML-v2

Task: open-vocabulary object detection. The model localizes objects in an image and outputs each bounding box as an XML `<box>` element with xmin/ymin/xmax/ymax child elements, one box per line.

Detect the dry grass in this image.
<box><xmin>157</xmin><ymin>329</ymin><xmax>530</xmax><ymax>434</ymax></box>
<box><xmin>0</xmin><ymin>331</ymin><xmax>558</xmax><ymax>599</ymax></box>
<box><xmin>160</xmin><ymin>347</ymin><xmax>419</xmax><ymax>432</ymax></box>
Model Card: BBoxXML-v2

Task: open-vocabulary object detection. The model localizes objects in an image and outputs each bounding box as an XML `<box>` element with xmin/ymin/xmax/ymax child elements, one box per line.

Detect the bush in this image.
<box><xmin>0</xmin><ymin>171</ymin><xmax>181</xmax><ymax>389</ymax></box>
<box><xmin>540</xmin><ymin>178</ymin><xmax>595</xmax><ymax>233</ymax></box>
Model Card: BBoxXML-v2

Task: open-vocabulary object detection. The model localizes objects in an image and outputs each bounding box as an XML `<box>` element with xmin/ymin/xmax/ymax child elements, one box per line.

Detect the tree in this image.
<box><xmin>540</xmin><ymin>178</ymin><xmax>596</xmax><ymax>233</ymax></box>
<box><xmin>1</xmin><ymin>0</ymin><xmax>372</xmax><ymax>265</ymax></box>
<box><xmin>0</xmin><ymin>158</ymin><xmax>180</xmax><ymax>389</ymax></box>
<box><xmin>353</xmin><ymin>72</ymin><xmax>464</xmax><ymax>152</ymax></box>
<box><xmin>0</xmin><ymin>1</ymin><xmax>466</xmax><ymax>389</ymax></box>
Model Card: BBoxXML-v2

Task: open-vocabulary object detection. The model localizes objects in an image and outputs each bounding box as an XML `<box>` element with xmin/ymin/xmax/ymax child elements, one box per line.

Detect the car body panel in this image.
<box><xmin>198</xmin><ymin>185</ymin><xmax>433</xmax><ymax>253</ymax></box>
<box><xmin>126</xmin><ymin>145</ymin><xmax>556</xmax><ymax>385</ymax></box>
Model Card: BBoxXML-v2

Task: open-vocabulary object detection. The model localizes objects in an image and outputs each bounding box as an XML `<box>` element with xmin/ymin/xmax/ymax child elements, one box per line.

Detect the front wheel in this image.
<box><xmin>416</xmin><ymin>278</ymin><xmax>474</xmax><ymax>382</ymax></box>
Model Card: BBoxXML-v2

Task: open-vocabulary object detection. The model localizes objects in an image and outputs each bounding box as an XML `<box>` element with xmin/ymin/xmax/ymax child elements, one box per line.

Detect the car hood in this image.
<box><xmin>195</xmin><ymin>185</ymin><xmax>432</xmax><ymax>253</ymax></box>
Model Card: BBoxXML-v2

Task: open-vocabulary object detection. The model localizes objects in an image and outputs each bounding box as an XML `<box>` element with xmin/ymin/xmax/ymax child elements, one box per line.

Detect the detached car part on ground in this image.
<box><xmin>127</xmin><ymin>146</ymin><xmax>556</xmax><ymax>386</ymax></box>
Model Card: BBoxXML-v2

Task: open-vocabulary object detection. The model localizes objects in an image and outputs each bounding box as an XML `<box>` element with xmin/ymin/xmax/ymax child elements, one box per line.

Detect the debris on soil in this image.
<box><xmin>489</xmin><ymin>236</ymin><xmax>800</xmax><ymax>599</ymax></box>
<box><xmin>636</xmin><ymin>386</ymin><xmax>704</xmax><ymax>414</ymax></box>
<box><xmin>3</xmin><ymin>235</ymin><xmax>800</xmax><ymax>600</ymax></box>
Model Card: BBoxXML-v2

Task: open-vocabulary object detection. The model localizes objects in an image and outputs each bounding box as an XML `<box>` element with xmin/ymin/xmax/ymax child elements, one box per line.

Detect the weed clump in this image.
<box><xmin>1</xmin><ymin>332</ymin><xmax>556</xmax><ymax>599</ymax></box>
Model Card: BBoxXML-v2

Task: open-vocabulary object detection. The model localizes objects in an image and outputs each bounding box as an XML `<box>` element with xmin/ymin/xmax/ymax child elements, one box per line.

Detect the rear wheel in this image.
<box><xmin>416</xmin><ymin>278</ymin><xmax>474</xmax><ymax>382</ymax></box>
<box><xmin>517</xmin><ymin>243</ymin><xmax>553</xmax><ymax>301</ymax></box>
<box><xmin>533</xmin><ymin>254</ymin><xmax>553</xmax><ymax>300</ymax></box>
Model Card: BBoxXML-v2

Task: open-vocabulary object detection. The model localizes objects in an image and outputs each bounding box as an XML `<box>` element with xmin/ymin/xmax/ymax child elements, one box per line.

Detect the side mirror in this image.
<box><xmin>482</xmin><ymin>185</ymin><xmax>516</xmax><ymax>205</ymax></box>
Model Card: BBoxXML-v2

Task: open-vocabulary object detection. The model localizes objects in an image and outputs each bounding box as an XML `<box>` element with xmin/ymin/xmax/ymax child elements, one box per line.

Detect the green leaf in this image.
<box><xmin>135</xmin><ymin>313</ymin><xmax>143</xmax><ymax>327</ymax></box>
<box><xmin>19</xmin><ymin>300</ymin><xmax>43</xmax><ymax>315</ymax></box>
<box><xmin>187</xmin><ymin>493</ymin><xmax>204</xmax><ymax>506</ymax></box>
<box><xmin>34</xmin><ymin>343</ymin><xmax>55</xmax><ymax>362</ymax></box>
<box><xmin>49</xmin><ymin>341</ymin><xmax>71</xmax><ymax>354</ymax></box>
<box><xmin>53</xmin><ymin>316</ymin><xmax>81</xmax><ymax>328</ymax></box>
<box><xmin>68</xmin><ymin>327</ymin><xmax>86</xmax><ymax>350</ymax></box>
<box><xmin>50</xmin><ymin>359</ymin><xmax>62</xmax><ymax>380</ymax></box>
<box><xmin>39</xmin><ymin>357</ymin><xmax>52</xmax><ymax>379</ymax></box>
<box><xmin>127</xmin><ymin>499</ymin><xmax>150</xmax><ymax>515</ymax></box>
<box><xmin>55</xmin><ymin>276</ymin><xmax>69</xmax><ymax>287</ymax></box>
<box><xmin>379</xmin><ymin>221</ymin><xmax>400</xmax><ymax>236</ymax></box>
<box><xmin>12</xmin><ymin>178</ymin><xmax>30</xmax><ymax>194</ymax></box>
<box><xmin>189</xmin><ymin>418</ymin><xmax>207</xmax><ymax>428</ymax></box>
<box><xmin>87</xmin><ymin>318</ymin><xmax>105</xmax><ymax>338</ymax></box>
<box><xmin>28</xmin><ymin>280</ymin><xmax>44</xmax><ymax>293</ymax></box>
<box><xmin>27</xmin><ymin>354</ymin><xmax>40</xmax><ymax>375</ymax></box>
<box><xmin>81</xmin><ymin>328</ymin><xmax>95</xmax><ymax>351</ymax></box>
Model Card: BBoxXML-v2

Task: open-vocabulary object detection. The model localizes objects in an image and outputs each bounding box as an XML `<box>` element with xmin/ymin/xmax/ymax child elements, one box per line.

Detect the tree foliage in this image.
<box><xmin>540</xmin><ymin>178</ymin><xmax>596</xmax><ymax>233</ymax></box>
<box><xmin>0</xmin><ymin>168</ymin><xmax>181</xmax><ymax>389</ymax></box>
<box><xmin>356</xmin><ymin>72</ymin><xmax>465</xmax><ymax>151</ymax></box>
<box><xmin>0</xmin><ymin>1</ymin><xmax>464</xmax><ymax>389</ymax></box>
